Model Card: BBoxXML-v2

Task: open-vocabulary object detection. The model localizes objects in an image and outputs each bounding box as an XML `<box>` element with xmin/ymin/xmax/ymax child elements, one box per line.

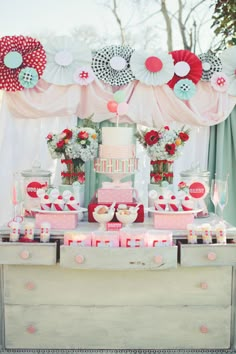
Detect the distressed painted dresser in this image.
<box><xmin>0</xmin><ymin>221</ymin><xmax>236</xmax><ymax>354</ymax></box>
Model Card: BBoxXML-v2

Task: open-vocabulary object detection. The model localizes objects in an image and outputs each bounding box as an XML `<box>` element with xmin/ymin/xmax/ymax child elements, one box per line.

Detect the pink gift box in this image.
<box><xmin>35</xmin><ymin>212</ymin><xmax>78</xmax><ymax>230</ymax></box>
<box><xmin>97</xmin><ymin>188</ymin><xmax>134</xmax><ymax>203</ymax></box>
<box><xmin>153</xmin><ymin>213</ymin><xmax>194</xmax><ymax>230</ymax></box>
<box><xmin>120</xmin><ymin>228</ymin><xmax>145</xmax><ymax>248</ymax></box>
<box><xmin>91</xmin><ymin>231</ymin><xmax>120</xmax><ymax>248</ymax></box>
<box><xmin>64</xmin><ymin>231</ymin><xmax>91</xmax><ymax>246</ymax></box>
<box><xmin>145</xmin><ymin>230</ymin><xmax>173</xmax><ymax>247</ymax></box>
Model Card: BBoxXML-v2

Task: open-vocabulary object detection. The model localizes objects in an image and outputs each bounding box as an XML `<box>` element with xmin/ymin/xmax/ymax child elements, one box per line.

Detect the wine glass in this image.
<box><xmin>210</xmin><ymin>179</ymin><xmax>219</xmax><ymax>215</ymax></box>
<box><xmin>211</xmin><ymin>179</ymin><xmax>228</xmax><ymax>221</ymax></box>
<box><xmin>215</xmin><ymin>179</ymin><xmax>228</xmax><ymax>221</ymax></box>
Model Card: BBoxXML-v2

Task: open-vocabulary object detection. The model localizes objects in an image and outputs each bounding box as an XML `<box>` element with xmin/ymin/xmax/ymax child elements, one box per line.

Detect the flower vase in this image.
<box><xmin>150</xmin><ymin>160</ymin><xmax>174</xmax><ymax>185</ymax></box>
<box><xmin>61</xmin><ymin>157</ymin><xmax>85</xmax><ymax>185</ymax></box>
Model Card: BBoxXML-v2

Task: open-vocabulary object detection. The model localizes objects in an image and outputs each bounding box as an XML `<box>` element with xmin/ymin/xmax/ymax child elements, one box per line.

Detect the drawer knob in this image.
<box><xmin>20</xmin><ymin>250</ymin><xmax>30</xmax><ymax>260</ymax></box>
<box><xmin>200</xmin><ymin>282</ymin><xmax>208</xmax><ymax>290</ymax></box>
<box><xmin>25</xmin><ymin>281</ymin><xmax>35</xmax><ymax>290</ymax></box>
<box><xmin>75</xmin><ymin>254</ymin><xmax>84</xmax><ymax>264</ymax></box>
<box><xmin>154</xmin><ymin>255</ymin><xmax>163</xmax><ymax>264</ymax></box>
<box><xmin>200</xmin><ymin>325</ymin><xmax>208</xmax><ymax>334</ymax></box>
<box><xmin>27</xmin><ymin>325</ymin><xmax>36</xmax><ymax>334</ymax></box>
<box><xmin>207</xmin><ymin>252</ymin><xmax>216</xmax><ymax>261</ymax></box>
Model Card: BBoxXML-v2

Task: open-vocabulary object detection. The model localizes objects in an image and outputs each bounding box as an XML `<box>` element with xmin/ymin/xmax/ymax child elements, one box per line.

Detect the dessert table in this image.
<box><xmin>0</xmin><ymin>214</ymin><xmax>236</xmax><ymax>354</ymax></box>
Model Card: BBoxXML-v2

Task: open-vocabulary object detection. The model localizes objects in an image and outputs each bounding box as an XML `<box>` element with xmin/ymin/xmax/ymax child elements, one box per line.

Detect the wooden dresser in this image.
<box><xmin>0</xmin><ymin>230</ymin><xmax>236</xmax><ymax>353</ymax></box>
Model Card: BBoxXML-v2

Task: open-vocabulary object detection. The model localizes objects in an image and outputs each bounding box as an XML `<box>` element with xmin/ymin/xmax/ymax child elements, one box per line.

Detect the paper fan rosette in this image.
<box><xmin>91</xmin><ymin>45</ymin><xmax>135</xmax><ymax>86</ymax></box>
<box><xmin>130</xmin><ymin>50</ymin><xmax>174</xmax><ymax>86</ymax></box>
<box><xmin>210</xmin><ymin>72</ymin><xmax>229</xmax><ymax>93</ymax></box>
<box><xmin>42</xmin><ymin>35</ymin><xmax>92</xmax><ymax>85</ymax></box>
<box><xmin>174</xmin><ymin>79</ymin><xmax>196</xmax><ymax>100</ymax></box>
<box><xmin>168</xmin><ymin>49</ymin><xmax>202</xmax><ymax>89</ymax></box>
<box><xmin>0</xmin><ymin>35</ymin><xmax>46</xmax><ymax>91</ymax></box>
<box><xmin>198</xmin><ymin>52</ymin><xmax>222</xmax><ymax>81</ymax></box>
<box><xmin>220</xmin><ymin>46</ymin><xmax>236</xmax><ymax>96</ymax></box>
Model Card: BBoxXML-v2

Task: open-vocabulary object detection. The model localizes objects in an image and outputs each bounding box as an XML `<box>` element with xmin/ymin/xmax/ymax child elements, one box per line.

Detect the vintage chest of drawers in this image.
<box><xmin>0</xmin><ymin>237</ymin><xmax>236</xmax><ymax>352</ymax></box>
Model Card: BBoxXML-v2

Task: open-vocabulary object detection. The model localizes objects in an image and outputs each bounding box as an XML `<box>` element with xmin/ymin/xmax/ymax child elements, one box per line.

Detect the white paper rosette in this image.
<box><xmin>73</xmin><ymin>66</ymin><xmax>95</xmax><ymax>85</ymax></box>
<box><xmin>210</xmin><ymin>72</ymin><xmax>229</xmax><ymax>92</ymax></box>
<box><xmin>220</xmin><ymin>46</ymin><xmax>236</xmax><ymax>96</ymax></box>
<box><xmin>130</xmin><ymin>50</ymin><xmax>174</xmax><ymax>86</ymax></box>
<box><xmin>91</xmin><ymin>45</ymin><xmax>135</xmax><ymax>86</ymax></box>
<box><xmin>42</xmin><ymin>36</ymin><xmax>92</xmax><ymax>85</ymax></box>
<box><xmin>199</xmin><ymin>52</ymin><xmax>222</xmax><ymax>81</ymax></box>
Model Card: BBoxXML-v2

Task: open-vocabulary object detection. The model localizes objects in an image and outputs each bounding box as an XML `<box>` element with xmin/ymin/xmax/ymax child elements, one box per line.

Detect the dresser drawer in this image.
<box><xmin>60</xmin><ymin>246</ymin><xmax>177</xmax><ymax>270</ymax></box>
<box><xmin>0</xmin><ymin>243</ymin><xmax>57</xmax><ymax>265</ymax></box>
<box><xmin>4</xmin><ymin>265</ymin><xmax>231</xmax><ymax>306</ymax></box>
<box><xmin>5</xmin><ymin>304</ymin><xmax>231</xmax><ymax>349</ymax></box>
<box><xmin>180</xmin><ymin>244</ymin><xmax>236</xmax><ymax>267</ymax></box>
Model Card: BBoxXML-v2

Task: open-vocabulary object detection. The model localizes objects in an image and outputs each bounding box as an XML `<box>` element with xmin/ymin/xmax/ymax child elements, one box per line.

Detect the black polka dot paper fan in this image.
<box><xmin>199</xmin><ymin>52</ymin><xmax>222</xmax><ymax>81</ymax></box>
<box><xmin>91</xmin><ymin>45</ymin><xmax>135</xmax><ymax>86</ymax></box>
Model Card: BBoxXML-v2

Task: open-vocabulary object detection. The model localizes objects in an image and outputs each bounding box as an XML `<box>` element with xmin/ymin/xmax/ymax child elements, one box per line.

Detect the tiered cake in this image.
<box><xmin>94</xmin><ymin>127</ymin><xmax>138</xmax><ymax>181</ymax></box>
<box><xmin>88</xmin><ymin>126</ymin><xmax>144</xmax><ymax>222</ymax></box>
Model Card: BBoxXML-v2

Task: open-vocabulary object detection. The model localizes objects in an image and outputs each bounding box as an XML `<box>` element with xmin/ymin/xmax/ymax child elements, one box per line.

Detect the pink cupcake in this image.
<box><xmin>40</xmin><ymin>194</ymin><xmax>52</xmax><ymax>211</ymax></box>
<box><xmin>154</xmin><ymin>195</ymin><xmax>167</xmax><ymax>211</ymax></box>
<box><xmin>169</xmin><ymin>195</ymin><xmax>180</xmax><ymax>212</ymax></box>
<box><xmin>66</xmin><ymin>196</ymin><xmax>79</xmax><ymax>211</ymax></box>
<box><xmin>53</xmin><ymin>195</ymin><xmax>65</xmax><ymax>211</ymax></box>
<box><xmin>182</xmin><ymin>196</ymin><xmax>194</xmax><ymax>211</ymax></box>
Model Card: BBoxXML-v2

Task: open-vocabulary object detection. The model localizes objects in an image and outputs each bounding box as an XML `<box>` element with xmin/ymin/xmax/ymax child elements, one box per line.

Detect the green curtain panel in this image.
<box><xmin>208</xmin><ymin>107</ymin><xmax>236</xmax><ymax>226</ymax></box>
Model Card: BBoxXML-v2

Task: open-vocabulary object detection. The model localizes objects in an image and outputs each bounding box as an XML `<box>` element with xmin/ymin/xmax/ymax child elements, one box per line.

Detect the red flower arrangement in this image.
<box><xmin>136</xmin><ymin>125</ymin><xmax>190</xmax><ymax>185</ymax></box>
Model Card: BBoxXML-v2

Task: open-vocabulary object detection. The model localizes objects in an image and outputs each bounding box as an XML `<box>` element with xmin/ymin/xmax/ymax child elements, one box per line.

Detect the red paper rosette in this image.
<box><xmin>167</xmin><ymin>49</ymin><xmax>202</xmax><ymax>89</ymax></box>
<box><xmin>0</xmin><ymin>35</ymin><xmax>46</xmax><ymax>91</ymax></box>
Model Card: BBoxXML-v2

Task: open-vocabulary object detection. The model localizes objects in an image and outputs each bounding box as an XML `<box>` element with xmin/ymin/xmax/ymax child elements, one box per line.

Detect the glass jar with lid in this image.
<box><xmin>180</xmin><ymin>165</ymin><xmax>210</xmax><ymax>217</ymax></box>
<box><xmin>21</xmin><ymin>161</ymin><xmax>51</xmax><ymax>216</ymax></box>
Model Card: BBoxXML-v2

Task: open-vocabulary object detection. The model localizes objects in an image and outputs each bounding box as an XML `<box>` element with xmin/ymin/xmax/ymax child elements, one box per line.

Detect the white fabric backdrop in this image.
<box><xmin>0</xmin><ymin>95</ymin><xmax>209</xmax><ymax>226</ymax></box>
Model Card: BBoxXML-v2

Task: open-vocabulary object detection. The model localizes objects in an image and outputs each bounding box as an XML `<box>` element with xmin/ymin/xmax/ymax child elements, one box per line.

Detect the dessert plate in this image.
<box><xmin>31</xmin><ymin>207</ymin><xmax>87</xmax><ymax>214</ymax></box>
<box><xmin>148</xmin><ymin>207</ymin><xmax>202</xmax><ymax>215</ymax></box>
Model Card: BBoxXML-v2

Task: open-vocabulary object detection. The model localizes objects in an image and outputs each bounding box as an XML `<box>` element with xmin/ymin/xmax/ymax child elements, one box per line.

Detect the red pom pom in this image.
<box><xmin>58</xmin><ymin>195</ymin><xmax>63</xmax><ymax>200</ymax></box>
<box><xmin>185</xmin><ymin>196</ymin><xmax>190</xmax><ymax>200</ymax></box>
<box><xmin>159</xmin><ymin>195</ymin><xmax>164</xmax><ymax>199</ymax></box>
<box><xmin>44</xmin><ymin>195</ymin><xmax>49</xmax><ymax>199</ymax></box>
<box><xmin>171</xmin><ymin>195</ymin><xmax>176</xmax><ymax>200</ymax></box>
<box><xmin>70</xmin><ymin>196</ymin><xmax>75</xmax><ymax>201</ymax></box>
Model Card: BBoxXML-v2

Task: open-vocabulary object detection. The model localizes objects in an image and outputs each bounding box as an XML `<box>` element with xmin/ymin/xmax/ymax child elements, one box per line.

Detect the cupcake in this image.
<box><xmin>66</xmin><ymin>196</ymin><xmax>79</xmax><ymax>211</ymax></box>
<box><xmin>40</xmin><ymin>194</ymin><xmax>52</xmax><ymax>211</ymax></box>
<box><xmin>182</xmin><ymin>196</ymin><xmax>194</xmax><ymax>211</ymax></box>
<box><xmin>53</xmin><ymin>195</ymin><xmax>65</xmax><ymax>211</ymax></box>
<box><xmin>154</xmin><ymin>195</ymin><xmax>167</xmax><ymax>211</ymax></box>
<box><xmin>168</xmin><ymin>195</ymin><xmax>180</xmax><ymax>212</ymax></box>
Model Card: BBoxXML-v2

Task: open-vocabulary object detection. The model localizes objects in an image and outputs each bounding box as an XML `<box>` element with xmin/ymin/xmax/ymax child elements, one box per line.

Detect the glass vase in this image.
<box><xmin>61</xmin><ymin>157</ymin><xmax>85</xmax><ymax>185</ymax></box>
<box><xmin>150</xmin><ymin>160</ymin><xmax>174</xmax><ymax>185</ymax></box>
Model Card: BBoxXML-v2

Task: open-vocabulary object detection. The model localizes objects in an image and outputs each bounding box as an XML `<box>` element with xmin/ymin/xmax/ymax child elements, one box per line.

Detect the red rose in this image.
<box><xmin>78</xmin><ymin>131</ymin><xmax>89</xmax><ymax>140</ymax></box>
<box><xmin>179</xmin><ymin>132</ymin><xmax>189</xmax><ymax>142</ymax></box>
<box><xmin>178</xmin><ymin>181</ymin><xmax>187</xmax><ymax>189</ymax></box>
<box><xmin>165</xmin><ymin>143</ymin><xmax>176</xmax><ymax>155</ymax></box>
<box><xmin>56</xmin><ymin>140</ymin><xmax>65</xmax><ymax>149</ymax></box>
<box><xmin>46</xmin><ymin>133</ymin><xmax>53</xmax><ymax>140</ymax></box>
<box><xmin>144</xmin><ymin>130</ymin><xmax>160</xmax><ymax>146</ymax></box>
<box><xmin>62</xmin><ymin>129</ymin><xmax>73</xmax><ymax>139</ymax></box>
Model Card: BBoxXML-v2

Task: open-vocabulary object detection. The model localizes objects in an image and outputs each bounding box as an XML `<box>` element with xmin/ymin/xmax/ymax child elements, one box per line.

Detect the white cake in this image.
<box><xmin>101</xmin><ymin>127</ymin><xmax>133</xmax><ymax>146</ymax></box>
<box><xmin>94</xmin><ymin>127</ymin><xmax>138</xmax><ymax>175</ymax></box>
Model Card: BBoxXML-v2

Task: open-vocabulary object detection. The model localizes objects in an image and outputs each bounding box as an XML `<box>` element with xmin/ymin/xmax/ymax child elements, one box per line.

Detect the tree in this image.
<box><xmin>211</xmin><ymin>0</ymin><xmax>236</xmax><ymax>49</ymax></box>
<box><xmin>99</xmin><ymin>0</ymin><xmax>216</xmax><ymax>53</ymax></box>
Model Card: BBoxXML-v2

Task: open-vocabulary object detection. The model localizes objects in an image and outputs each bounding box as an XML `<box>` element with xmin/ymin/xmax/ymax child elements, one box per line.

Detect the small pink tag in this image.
<box><xmin>106</xmin><ymin>222</ymin><xmax>122</xmax><ymax>231</ymax></box>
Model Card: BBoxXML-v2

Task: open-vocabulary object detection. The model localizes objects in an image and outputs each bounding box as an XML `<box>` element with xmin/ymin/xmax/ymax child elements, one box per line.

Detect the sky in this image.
<box><xmin>0</xmin><ymin>0</ymin><xmax>108</xmax><ymax>36</ymax></box>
